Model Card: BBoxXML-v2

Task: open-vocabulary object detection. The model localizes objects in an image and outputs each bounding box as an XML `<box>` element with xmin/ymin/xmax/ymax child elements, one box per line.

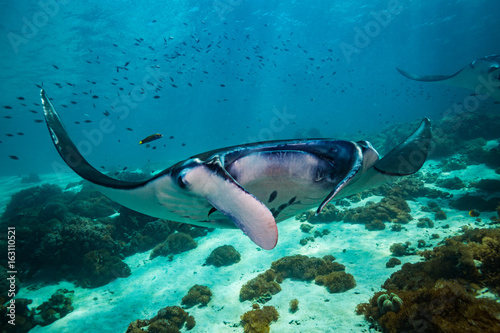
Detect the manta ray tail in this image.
<box><xmin>396</xmin><ymin>67</ymin><xmax>461</xmax><ymax>82</ymax></box>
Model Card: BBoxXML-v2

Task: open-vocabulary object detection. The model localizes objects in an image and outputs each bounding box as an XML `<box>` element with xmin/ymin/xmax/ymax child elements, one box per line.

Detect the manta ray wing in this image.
<box><xmin>397</xmin><ymin>54</ymin><xmax>500</xmax><ymax>100</ymax></box>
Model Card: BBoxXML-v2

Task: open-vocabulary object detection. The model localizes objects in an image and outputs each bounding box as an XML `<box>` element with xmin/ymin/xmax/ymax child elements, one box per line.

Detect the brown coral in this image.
<box><xmin>204</xmin><ymin>245</ymin><xmax>241</xmax><ymax>267</ymax></box>
<box><xmin>240</xmin><ymin>304</ymin><xmax>279</xmax><ymax>333</ymax></box>
<box><xmin>239</xmin><ymin>269</ymin><xmax>281</xmax><ymax>302</ymax></box>
<box><xmin>343</xmin><ymin>195</ymin><xmax>413</xmax><ymax>230</ymax></box>
<box><xmin>126</xmin><ymin>306</ymin><xmax>191</xmax><ymax>333</ymax></box>
<box><xmin>181</xmin><ymin>285</ymin><xmax>212</xmax><ymax>308</ymax></box>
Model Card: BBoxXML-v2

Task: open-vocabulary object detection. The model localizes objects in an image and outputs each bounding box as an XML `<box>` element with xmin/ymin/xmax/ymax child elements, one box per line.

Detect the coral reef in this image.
<box><xmin>384</xmin><ymin>228</ymin><xmax>500</xmax><ymax>294</ymax></box>
<box><xmin>181</xmin><ymin>285</ymin><xmax>212</xmax><ymax>308</ymax></box>
<box><xmin>204</xmin><ymin>245</ymin><xmax>241</xmax><ymax>267</ymax></box>
<box><xmin>240</xmin><ymin>304</ymin><xmax>279</xmax><ymax>333</ymax></box>
<box><xmin>386</xmin><ymin>258</ymin><xmax>401</xmax><ymax>268</ymax></box>
<box><xmin>315</xmin><ymin>271</ymin><xmax>356</xmax><ymax>293</ymax></box>
<box><xmin>376</xmin><ymin>293</ymin><xmax>403</xmax><ymax>314</ymax></box>
<box><xmin>126</xmin><ymin>306</ymin><xmax>192</xmax><ymax>333</ymax></box>
<box><xmin>343</xmin><ymin>195</ymin><xmax>413</xmax><ymax>230</ymax></box>
<box><xmin>357</xmin><ymin>281</ymin><xmax>500</xmax><ymax>333</ymax></box>
<box><xmin>296</xmin><ymin>203</ymin><xmax>343</xmax><ymax>223</ymax></box>
<box><xmin>150</xmin><ymin>232</ymin><xmax>197</xmax><ymax>259</ymax></box>
<box><xmin>1</xmin><ymin>183</ymin><xmax>63</xmax><ymax>220</ymax></box>
<box><xmin>81</xmin><ymin>249</ymin><xmax>131</xmax><ymax>288</ymax></box>
<box><xmin>0</xmin><ymin>297</ymin><xmax>35</xmax><ymax>333</ymax></box>
<box><xmin>35</xmin><ymin>289</ymin><xmax>74</xmax><ymax>326</ymax></box>
<box><xmin>299</xmin><ymin>223</ymin><xmax>313</xmax><ymax>233</ymax></box>
<box><xmin>435</xmin><ymin>176</ymin><xmax>465</xmax><ymax>190</ymax></box>
<box><xmin>289</xmin><ymin>299</ymin><xmax>299</xmax><ymax>313</ymax></box>
<box><xmin>20</xmin><ymin>173</ymin><xmax>41</xmax><ymax>184</ymax></box>
<box><xmin>451</xmin><ymin>194</ymin><xmax>500</xmax><ymax>211</ymax></box>
<box><xmin>416</xmin><ymin>218</ymin><xmax>434</xmax><ymax>228</ymax></box>
<box><xmin>239</xmin><ymin>269</ymin><xmax>281</xmax><ymax>302</ymax></box>
<box><xmin>240</xmin><ymin>255</ymin><xmax>355</xmax><ymax>301</ymax></box>
<box><xmin>389</xmin><ymin>242</ymin><xmax>409</xmax><ymax>257</ymax></box>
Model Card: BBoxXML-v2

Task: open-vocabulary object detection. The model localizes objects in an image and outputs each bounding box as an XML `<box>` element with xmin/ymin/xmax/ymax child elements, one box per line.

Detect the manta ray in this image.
<box><xmin>41</xmin><ymin>90</ymin><xmax>431</xmax><ymax>250</ymax></box>
<box><xmin>397</xmin><ymin>54</ymin><xmax>500</xmax><ymax>100</ymax></box>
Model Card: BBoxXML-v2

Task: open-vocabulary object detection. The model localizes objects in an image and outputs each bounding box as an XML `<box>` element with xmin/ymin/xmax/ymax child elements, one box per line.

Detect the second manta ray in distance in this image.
<box><xmin>397</xmin><ymin>54</ymin><xmax>500</xmax><ymax>100</ymax></box>
<box><xmin>41</xmin><ymin>90</ymin><xmax>431</xmax><ymax>250</ymax></box>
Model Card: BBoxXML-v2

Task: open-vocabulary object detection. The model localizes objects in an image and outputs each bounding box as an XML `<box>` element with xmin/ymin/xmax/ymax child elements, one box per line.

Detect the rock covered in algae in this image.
<box><xmin>204</xmin><ymin>245</ymin><xmax>241</xmax><ymax>267</ymax></box>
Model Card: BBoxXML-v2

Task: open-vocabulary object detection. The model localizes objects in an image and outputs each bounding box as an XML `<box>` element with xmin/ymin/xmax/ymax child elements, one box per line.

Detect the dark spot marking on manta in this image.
<box><xmin>268</xmin><ymin>190</ymin><xmax>278</xmax><ymax>203</ymax></box>
<box><xmin>288</xmin><ymin>196</ymin><xmax>297</xmax><ymax>205</ymax></box>
<box><xmin>278</xmin><ymin>203</ymin><xmax>288</xmax><ymax>211</ymax></box>
<box><xmin>272</xmin><ymin>203</ymin><xmax>289</xmax><ymax>219</ymax></box>
<box><xmin>208</xmin><ymin>207</ymin><xmax>217</xmax><ymax>217</ymax></box>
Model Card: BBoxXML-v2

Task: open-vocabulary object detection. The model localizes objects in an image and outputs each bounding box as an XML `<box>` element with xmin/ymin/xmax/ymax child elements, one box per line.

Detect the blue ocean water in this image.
<box><xmin>1</xmin><ymin>0</ymin><xmax>498</xmax><ymax>175</ymax></box>
<box><xmin>1</xmin><ymin>1</ymin><xmax>500</xmax><ymax>332</ymax></box>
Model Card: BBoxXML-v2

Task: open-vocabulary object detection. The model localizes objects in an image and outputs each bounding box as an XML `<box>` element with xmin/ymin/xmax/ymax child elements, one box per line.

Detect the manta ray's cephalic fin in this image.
<box><xmin>373</xmin><ymin>117</ymin><xmax>431</xmax><ymax>176</ymax></box>
<box><xmin>180</xmin><ymin>159</ymin><xmax>278</xmax><ymax>250</ymax></box>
